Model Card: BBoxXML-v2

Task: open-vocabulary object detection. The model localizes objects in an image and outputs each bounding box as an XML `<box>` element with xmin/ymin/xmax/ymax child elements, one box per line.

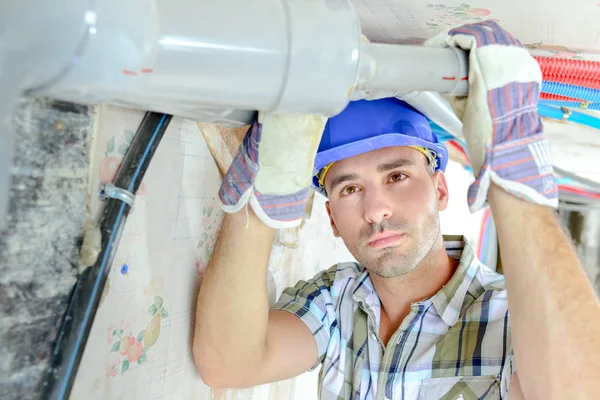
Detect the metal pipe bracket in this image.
<box><xmin>99</xmin><ymin>183</ymin><xmax>135</xmax><ymax>209</ymax></box>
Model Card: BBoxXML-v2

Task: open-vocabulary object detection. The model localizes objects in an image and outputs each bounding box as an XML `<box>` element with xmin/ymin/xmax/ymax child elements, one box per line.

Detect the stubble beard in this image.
<box><xmin>352</xmin><ymin>211</ymin><xmax>441</xmax><ymax>279</ymax></box>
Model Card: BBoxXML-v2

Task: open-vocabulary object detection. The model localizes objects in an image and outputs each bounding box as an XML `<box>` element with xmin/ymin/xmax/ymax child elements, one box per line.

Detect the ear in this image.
<box><xmin>432</xmin><ymin>171</ymin><xmax>450</xmax><ymax>211</ymax></box>
<box><xmin>325</xmin><ymin>201</ymin><xmax>340</xmax><ymax>237</ymax></box>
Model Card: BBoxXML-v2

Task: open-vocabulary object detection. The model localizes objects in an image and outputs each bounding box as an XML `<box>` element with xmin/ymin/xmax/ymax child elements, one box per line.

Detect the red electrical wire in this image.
<box><xmin>477</xmin><ymin>209</ymin><xmax>490</xmax><ymax>259</ymax></box>
<box><xmin>535</xmin><ymin>56</ymin><xmax>600</xmax><ymax>80</ymax></box>
<box><xmin>558</xmin><ymin>184</ymin><xmax>600</xmax><ymax>199</ymax></box>
<box><xmin>540</xmin><ymin>93</ymin><xmax>588</xmax><ymax>103</ymax></box>
<box><xmin>447</xmin><ymin>140</ymin><xmax>470</xmax><ymax>164</ymax></box>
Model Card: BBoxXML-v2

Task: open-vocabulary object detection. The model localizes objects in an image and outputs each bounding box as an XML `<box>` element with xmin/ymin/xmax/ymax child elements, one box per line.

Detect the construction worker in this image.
<box><xmin>192</xmin><ymin>21</ymin><xmax>600</xmax><ymax>399</ymax></box>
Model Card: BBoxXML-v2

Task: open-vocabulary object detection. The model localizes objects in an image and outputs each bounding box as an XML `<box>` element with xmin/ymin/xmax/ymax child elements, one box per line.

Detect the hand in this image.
<box><xmin>432</xmin><ymin>21</ymin><xmax>558</xmax><ymax>211</ymax></box>
<box><xmin>219</xmin><ymin>113</ymin><xmax>327</xmax><ymax>229</ymax></box>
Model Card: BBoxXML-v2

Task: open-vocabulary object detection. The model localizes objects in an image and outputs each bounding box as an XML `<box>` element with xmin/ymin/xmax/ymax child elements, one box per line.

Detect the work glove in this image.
<box><xmin>218</xmin><ymin>113</ymin><xmax>327</xmax><ymax>229</ymax></box>
<box><xmin>429</xmin><ymin>21</ymin><xmax>558</xmax><ymax>212</ymax></box>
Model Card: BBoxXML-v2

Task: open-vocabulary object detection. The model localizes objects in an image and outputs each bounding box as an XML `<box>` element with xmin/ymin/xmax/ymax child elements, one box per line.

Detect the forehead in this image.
<box><xmin>326</xmin><ymin>146</ymin><xmax>425</xmax><ymax>178</ymax></box>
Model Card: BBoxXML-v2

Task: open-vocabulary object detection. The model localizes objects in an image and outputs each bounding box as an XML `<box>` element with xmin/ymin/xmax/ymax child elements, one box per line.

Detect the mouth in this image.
<box><xmin>367</xmin><ymin>232</ymin><xmax>405</xmax><ymax>249</ymax></box>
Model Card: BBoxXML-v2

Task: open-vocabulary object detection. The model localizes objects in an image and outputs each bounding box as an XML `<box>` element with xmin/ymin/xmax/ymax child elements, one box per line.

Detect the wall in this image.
<box><xmin>0</xmin><ymin>99</ymin><xmax>92</xmax><ymax>398</ymax></box>
<box><xmin>66</xmin><ymin>105</ymin><xmax>482</xmax><ymax>399</ymax></box>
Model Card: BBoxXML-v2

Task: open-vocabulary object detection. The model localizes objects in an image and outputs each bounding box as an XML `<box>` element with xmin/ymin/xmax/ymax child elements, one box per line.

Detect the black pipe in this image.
<box><xmin>38</xmin><ymin>112</ymin><xmax>172</xmax><ymax>399</ymax></box>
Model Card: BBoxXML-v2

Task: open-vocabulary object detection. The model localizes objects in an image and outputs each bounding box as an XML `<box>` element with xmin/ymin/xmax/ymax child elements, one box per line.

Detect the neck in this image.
<box><xmin>370</xmin><ymin>236</ymin><xmax>458</xmax><ymax>330</ymax></box>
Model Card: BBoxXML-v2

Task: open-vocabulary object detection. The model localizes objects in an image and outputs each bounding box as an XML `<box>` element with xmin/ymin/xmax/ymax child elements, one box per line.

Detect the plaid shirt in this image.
<box><xmin>272</xmin><ymin>236</ymin><xmax>515</xmax><ymax>400</ymax></box>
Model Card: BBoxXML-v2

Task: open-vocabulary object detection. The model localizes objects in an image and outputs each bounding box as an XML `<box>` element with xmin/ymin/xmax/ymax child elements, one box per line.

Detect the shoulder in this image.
<box><xmin>465</xmin><ymin>262</ymin><xmax>510</xmax><ymax>321</ymax></box>
<box><xmin>470</xmin><ymin>259</ymin><xmax>507</xmax><ymax>297</ymax></box>
<box><xmin>277</xmin><ymin>262</ymin><xmax>362</xmax><ymax>302</ymax></box>
<box><xmin>313</xmin><ymin>262</ymin><xmax>363</xmax><ymax>288</ymax></box>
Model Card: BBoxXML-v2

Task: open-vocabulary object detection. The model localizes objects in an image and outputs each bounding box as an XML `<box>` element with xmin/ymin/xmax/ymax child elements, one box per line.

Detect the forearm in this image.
<box><xmin>193</xmin><ymin>207</ymin><xmax>275</xmax><ymax>386</ymax></box>
<box><xmin>488</xmin><ymin>184</ymin><xmax>600</xmax><ymax>398</ymax></box>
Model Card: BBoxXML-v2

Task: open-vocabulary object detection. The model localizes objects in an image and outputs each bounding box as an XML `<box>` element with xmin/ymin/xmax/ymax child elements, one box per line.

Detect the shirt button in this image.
<box><xmin>370</xmin><ymin>333</ymin><xmax>378</xmax><ymax>341</ymax></box>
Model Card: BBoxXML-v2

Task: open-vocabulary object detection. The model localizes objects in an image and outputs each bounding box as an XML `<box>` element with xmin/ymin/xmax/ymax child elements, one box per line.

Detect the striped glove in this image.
<box><xmin>218</xmin><ymin>113</ymin><xmax>327</xmax><ymax>229</ymax></box>
<box><xmin>433</xmin><ymin>21</ymin><xmax>558</xmax><ymax>211</ymax></box>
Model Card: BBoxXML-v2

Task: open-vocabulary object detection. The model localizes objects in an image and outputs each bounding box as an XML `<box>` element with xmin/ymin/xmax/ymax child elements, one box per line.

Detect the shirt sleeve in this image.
<box><xmin>500</xmin><ymin>351</ymin><xmax>517</xmax><ymax>399</ymax></box>
<box><xmin>270</xmin><ymin>265</ymin><xmax>339</xmax><ymax>371</ymax></box>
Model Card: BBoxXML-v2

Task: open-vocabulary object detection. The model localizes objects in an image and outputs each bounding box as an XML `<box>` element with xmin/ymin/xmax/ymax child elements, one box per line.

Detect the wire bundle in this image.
<box><xmin>536</xmin><ymin>56</ymin><xmax>600</xmax><ymax>110</ymax></box>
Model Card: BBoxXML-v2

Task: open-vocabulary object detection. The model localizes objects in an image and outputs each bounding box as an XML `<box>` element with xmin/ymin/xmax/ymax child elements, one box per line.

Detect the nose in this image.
<box><xmin>363</xmin><ymin>187</ymin><xmax>393</xmax><ymax>225</ymax></box>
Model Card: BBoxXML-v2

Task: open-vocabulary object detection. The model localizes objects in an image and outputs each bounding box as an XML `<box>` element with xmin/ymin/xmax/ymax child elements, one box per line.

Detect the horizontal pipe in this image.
<box><xmin>542</xmin><ymin>81</ymin><xmax>600</xmax><ymax>103</ymax></box>
<box><xmin>354</xmin><ymin>43</ymin><xmax>469</xmax><ymax>98</ymax></box>
<box><xmin>558</xmin><ymin>203</ymin><xmax>600</xmax><ymax>211</ymax></box>
<box><xmin>537</xmin><ymin>103</ymin><xmax>600</xmax><ymax>129</ymax></box>
<box><xmin>31</xmin><ymin>0</ymin><xmax>362</xmax><ymax>117</ymax></box>
<box><xmin>399</xmin><ymin>91</ymin><xmax>464</xmax><ymax>138</ymax></box>
<box><xmin>543</xmin><ymin>76</ymin><xmax>600</xmax><ymax>91</ymax></box>
<box><xmin>554</xmin><ymin>166</ymin><xmax>600</xmax><ymax>193</ymax></box>
<box><xmin>535</xmin><ymin>56</ymin><xmax>600</xmax><ymax>80</ymax></box>
<box><xmin>539</xmin><ymin>99</ymin><xmax>600</xmax><ymax>110</ymax></box>
<box><xmin>541</xmin><ymin>92</ymin><xmax>594</xmax><ymax>103</ymax></box>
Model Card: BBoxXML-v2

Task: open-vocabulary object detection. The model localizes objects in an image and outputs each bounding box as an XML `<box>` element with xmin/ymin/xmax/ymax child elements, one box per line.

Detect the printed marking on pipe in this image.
<box><xmin>141</xmin><ymin>68</ymin><xmax>154</xmax><ymax>74</ymax></box>
<box><xmin>443</xmin><ymin>76</ymin><xmax>457</xmax><ymax>80</ymax></box>
<box><xmin>122</xmin><ymin>70</ymin><xmax>138</xmax><ymax>76</ymax></box>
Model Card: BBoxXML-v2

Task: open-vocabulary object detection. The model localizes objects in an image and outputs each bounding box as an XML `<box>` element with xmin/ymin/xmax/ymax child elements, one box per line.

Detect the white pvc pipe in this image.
<box><xmin>399</xmin><ymin>91</ymin><xmax>464</xmax><ymax>139</ymax></box>
<box><xmin>33</xmin><ymin>0</ymin><xmax>362</xmax><ymax>119</ymax></box>
<box><xmin>352</xmin><ymin>42</ymin><xmax>468</xmax><ymax>99</ymax></box>
<box><xmin>1</xmin><ymin>0</ymin><xmax>92</xmax><ymax>229</ymax></box>
<box><xmin>8</xmin><ymin>0</ymin><xmax>472</xmax><ymax>124</ymax></box>
<box><xmin>20</xmin><ymin>0</ymin><xmax>470</xmax><ymax>122</ymax></box>
<box><xmin>2</xmin><ymin>0</ymin><xmax>474</xmax><ymax>227</ymax></box>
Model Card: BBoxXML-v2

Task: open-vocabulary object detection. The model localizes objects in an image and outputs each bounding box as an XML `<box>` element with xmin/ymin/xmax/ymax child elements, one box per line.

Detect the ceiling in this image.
<box><xmin>352</xmin><ymin>0</ymin><xmax>600</xmax><ymax>61</ymax></box>
<box><xmin>353</xmin><ymin>0</ymin><xmax>600</xmax><ymax>184</ymax></box>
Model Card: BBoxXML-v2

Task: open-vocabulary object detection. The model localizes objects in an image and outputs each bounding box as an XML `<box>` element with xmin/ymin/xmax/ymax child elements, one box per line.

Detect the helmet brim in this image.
<box><xmin>312</xmin><ymin>133</ymin><xmax>448</xmax><ymax>195</ymax></box>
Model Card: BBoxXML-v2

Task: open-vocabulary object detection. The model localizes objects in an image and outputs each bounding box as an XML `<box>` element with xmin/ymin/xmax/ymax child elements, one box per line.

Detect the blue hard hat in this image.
<box><xmin>312</xmin><ymin>97</ymin><xmax>448</xmax><ymax>195</ymax></box>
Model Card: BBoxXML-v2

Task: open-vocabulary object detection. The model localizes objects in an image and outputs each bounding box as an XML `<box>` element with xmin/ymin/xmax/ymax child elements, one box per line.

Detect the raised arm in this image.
<box><xmin>193</xmin><ymin>116</ymin><xmax>327</xmax><ymax>388</ymax></box>
<box><xmin>488</xmin><ymin>184</ymin><xmax>600</xmax><ymax>398</ymax></box>
<box><xmin>429</xmin><ymin>21</ymin><xmax>600</xmax><ymax>398</ymax></box>
<box><xmin>192</xmin><ymin>208</ymin><xmax>319</xmax><ymax>388</ymax></box>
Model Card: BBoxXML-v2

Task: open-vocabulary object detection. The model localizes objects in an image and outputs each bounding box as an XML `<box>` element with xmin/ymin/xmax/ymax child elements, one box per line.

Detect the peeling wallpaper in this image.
<box><xmin>70</xmin><ymin>106</ymin><xmax>357</xmax><ymax>399</ymax></box>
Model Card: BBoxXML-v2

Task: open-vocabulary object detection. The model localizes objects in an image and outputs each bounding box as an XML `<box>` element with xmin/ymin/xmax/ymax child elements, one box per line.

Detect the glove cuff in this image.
<box><xmin>250</xmin><ymin>189</ymin><xmax>308</xmax><ymax>229</ymax></box>
<box><xmin>467</xmin><ymin>135</ymin><xmax>559</xmax><ymax>212</ymax></box>
<box><xmin>219</xmin><ymin>152</ymin><xmax>308</xmax><ymax>229</ymax></box>
<box><xmin>219</xmin><ymin>187</ymin><xmax>307</xmax><ymax>229</ymax></box>
<box><xmin>218</xmin><ymin>117</ymin><xmax>314</xmax><ymax>229</ymax></box>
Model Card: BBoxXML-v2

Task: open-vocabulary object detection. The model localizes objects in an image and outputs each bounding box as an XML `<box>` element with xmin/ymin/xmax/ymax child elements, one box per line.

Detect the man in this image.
<box><xmin>192</xmin><ymin>22</ymin><xmax>600</xmax><ymax>399</ymax></box>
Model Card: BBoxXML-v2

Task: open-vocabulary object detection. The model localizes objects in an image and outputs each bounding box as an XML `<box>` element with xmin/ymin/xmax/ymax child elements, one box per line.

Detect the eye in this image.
<box><xmin>341</xmin><ymin>185</ymin><xmax>360</xmax><ymax>196</ymax></box>
<box><xmin>388</xmin><ymin>172</ymin><xmax>407</xmax><ymax>183</ymax></box>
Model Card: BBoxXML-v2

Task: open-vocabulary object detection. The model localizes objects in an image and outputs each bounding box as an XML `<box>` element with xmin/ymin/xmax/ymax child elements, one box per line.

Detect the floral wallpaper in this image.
<box><xmin>69</xmin><ymin>105</ymin><xmax>355</xmax><ymax>400</ymax></box>
<box><xmin>105</xmin><ymin>296</ymin><xmax>168</xmax><ymax>378</ymax></box>
<box><xmin>424</xmin><ymin>3</ymin><xmax>498</xmax><ymax>30</ymax></box>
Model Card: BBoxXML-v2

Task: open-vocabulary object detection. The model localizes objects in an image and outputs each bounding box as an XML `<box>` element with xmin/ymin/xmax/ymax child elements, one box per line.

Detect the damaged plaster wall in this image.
<box><xmin>0</xmin><ymin>98</ymin><xmax>92</xmax><ymax>399</ymax></box>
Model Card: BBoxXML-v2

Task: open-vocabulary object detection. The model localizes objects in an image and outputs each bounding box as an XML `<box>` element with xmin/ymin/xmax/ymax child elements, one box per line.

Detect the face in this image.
<box><xmin>324</xmin><ymin>146</ymin><xmax>449</xmax><ymax>278</ymax></box>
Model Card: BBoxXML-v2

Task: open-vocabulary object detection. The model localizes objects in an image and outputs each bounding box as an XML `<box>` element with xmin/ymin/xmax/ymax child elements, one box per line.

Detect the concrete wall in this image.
<box><xmin>0</xmin><ymin>99</ymin><xmax>92</xmax><ymax>398</ymax></box>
